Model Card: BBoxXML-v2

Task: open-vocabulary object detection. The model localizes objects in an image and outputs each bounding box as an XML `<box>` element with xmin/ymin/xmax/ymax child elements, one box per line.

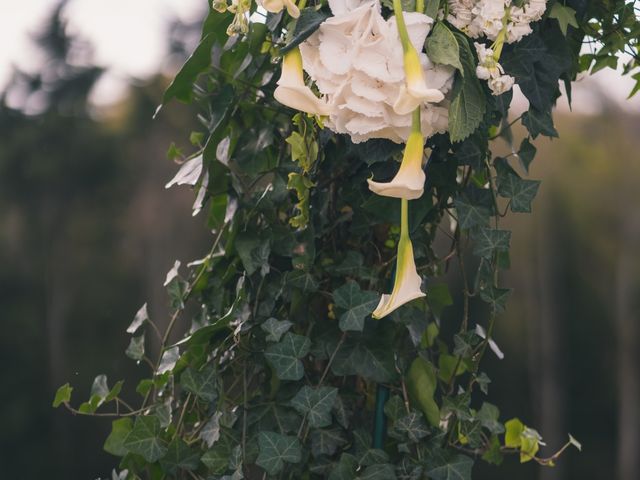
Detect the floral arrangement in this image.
<box><xmin>53</xmin><ymin>0</ymin><xmax>638</xmax><ymax>478</ymax></box>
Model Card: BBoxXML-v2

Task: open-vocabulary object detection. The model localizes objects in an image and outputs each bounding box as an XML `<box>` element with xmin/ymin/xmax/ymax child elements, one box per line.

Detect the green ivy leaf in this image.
<box><xmin>332</xmin><ymin>338</ymin><xmax>396</xmax><ymax>383</ymax></box>
<box><xmin>359</xmin><ymin>464</ymin><xmax>398</xmax><ymax>479</ymax></box>
<box><xmin>426</xmin><ymin>22</ymin><xmax>463</xmax><ymax>73</ymax></box>
<box><xmin>235</xmin><ymin>233</ymin><xmax>271</xmax><ymax>276</ymax></box>
<box><xmin>261</xmin><ymin>317</ymin><xmax>294</xmax><ymax>342</ymax></box>
<box><xmin>123</xmin><ymin>415</ymin><xmax>168</xmax><ymax>463</ymax></box>
<box><xmin>454</xmin><ymin>196</ymin><xmax>491</xmax><ymax>230</ymax></box>
<box><xmin>482</xmin><ymin>435</ymin><xmax>504</xmax><ymax>465</ymax></box>
<box><xmin>125</xmin><ymin>334</ymin><xmax>145</xmax><ymax>361</ymax></box>
<box><xmin>395</xmin><ymin>412</ymin><xmax>430</xmax><ymax>442</ymax></box>
<box><xmin>311</xmin><ymin>428</ymin><xmax>348</xmax><ymax>457</ymax></box>
<box><xmin>159</xmin><ymin>438</ymin><xmax>200</xmax><ymax>474</ymax></box>
<box><xmin>52</xmin><ymin>383</ymin><xmax>72</xmax><ymax>408</ymax></box>
<box><xmin>329</xmin><ymin>453</ymin><xmax>358</xmax><ymax>480</ymax></box>
<box><xmin>471</xmin><ymin>227</ymin><xmax>511</xmax><ymax>258</ymax></box>
<box><xmin>448</xmin><ymin>33</ymin><xmax>486</xmax><ymax>142</ymax></box>
<box><xmin>426</xmin><ymin>452</ymin><xmax>473</xmax><ymax>480</ymax></box>
<box><xmin>359</xmin><ymin>448</ymin><xmax>389</xmax><ymax>466</ymax></box>
<box><xmin>290</xmin><ymin>386</ymin><xmax>338</xmax><ymax>428</ymax></box>
<box><xmin>549</xmin><ymin>3</ymin><xmax>579</xmax><ymax>35</ymax></box>
<box><xmin>201</xmin><ymin>440</ymin><xmax>232</xmax><ymax>474</ymax></box>
<box><xmin>104</xmin><ymin>418</ymin><xmax>133</xmax><ymax>457</ymax></box>
<box><xmin>477</xmin><ymin>402</ymin><xmax>504</xmax><ymax>434</ymax></box>
<box><xmin>333</xmin><ymin>281</ymin><xmax>379</xmax><ymax>332</ymax></box>
<box><xmin>285</xmin><ymin>269</ymin><xmax>319</xmax><ymax>292</ymax></box>
<box><xmin>180</xmin><ymin>363</ymin><xmax>218</xmax><ymax>403</ymax></box>
<box><xmin>281</xmin><ymin>9</ymin><xmax>330</xmax><ymax>54</ymax></box>
<box><xmin>384</xmin><ymin>395</ymin><xmax>406</xmax><ymax>422</ymax></box>
<box><xmin>522</xmin><ymin>108</ymin><xmax>558</xmax><ymax>139</ymax></box>
<box><xmin>495</xmin><ymin>158</ymin><xmax>541</xmax><ymax>213</ymax></box>
<box><xmin>256</xmin><ymin>431</ymin><xmax>302</xmax><ymax>475</ymax></box>
<box><xmin>479</xmin><ymin>286</ymin><xmax>511</xmax><ymax>313</ymax></box>
<box><xmin>518</xmin><ymin>137</ymin><xmax>537</xmax><ymax>172</ymax></box>
<box><xmin>265</xmin><ymin>332</ymin><xmax>311</xmax><ymax>381</ymax></box>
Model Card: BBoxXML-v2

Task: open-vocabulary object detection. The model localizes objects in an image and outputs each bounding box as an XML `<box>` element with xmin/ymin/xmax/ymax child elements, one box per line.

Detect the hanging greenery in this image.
<box><xmin>54</xmin><ymin>0</ymin><xmax>638</xmax><ymax>478</ymax></box>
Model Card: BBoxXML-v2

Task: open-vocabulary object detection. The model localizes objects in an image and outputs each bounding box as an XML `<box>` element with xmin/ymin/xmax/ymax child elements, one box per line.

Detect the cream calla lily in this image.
<box><xmin>274</xmin><ymin>48</ymin><xmax>332</xmax><ymax>116</ymax></box>
<box><xmin>393</xmin><ymin>46</ymin><xmax>445</xmax><ymax>115</ymax></box>
<box><xmin>372</xmin><ymin>199</ymin><xmax>426</xmax><ymax>319</ymax></box>
<box><xmin>367</xmin><ymin>120</ymin><xmax>425</xmax><ymax>200</ymax></box>
<box><xmin>259</xmin><ymin>0</ymin><xmax>300</xmax><ymax>18</ymax></box>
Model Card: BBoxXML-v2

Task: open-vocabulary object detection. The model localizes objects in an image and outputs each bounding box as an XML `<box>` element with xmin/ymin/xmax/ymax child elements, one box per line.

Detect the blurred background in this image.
<box><xmin>0</xmin><ymin>1</ymin><xmax>638</xmax><ymax>479</ymax></box>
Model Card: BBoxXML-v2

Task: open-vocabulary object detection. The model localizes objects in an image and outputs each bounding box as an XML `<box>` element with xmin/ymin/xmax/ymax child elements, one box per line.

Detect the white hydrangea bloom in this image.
<box><xmin>299</xmin><ymin>0</ymin><xmax>454</xmax><ymax>144</ymax></box>
<box><xmin>448</xmin><ymin>0</ymin><xmax>548</xmax><ymax>43</ymax></box>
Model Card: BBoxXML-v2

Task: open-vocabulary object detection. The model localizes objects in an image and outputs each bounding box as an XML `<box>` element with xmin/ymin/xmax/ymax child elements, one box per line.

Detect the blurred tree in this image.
<box><xmin>0</xmin><ymin>3</ymin><xmax>205</xmax><ymax>478</ymax></box>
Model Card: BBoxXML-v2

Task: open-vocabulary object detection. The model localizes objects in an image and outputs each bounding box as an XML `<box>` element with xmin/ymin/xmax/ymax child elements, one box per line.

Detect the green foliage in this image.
<box><xmin>426</xmin><ymin>22</ymin><xmax>464</xmax><ymax>73</ymax></box>
<box><xmin>448</xmin><ymin>33</ymin><xmax>486</xmax><ymax>142</ymax></box>
<box><xmin>53</xmin><ymin>1</ymin><xmax>634</xmax><ymax>477</ymax></box>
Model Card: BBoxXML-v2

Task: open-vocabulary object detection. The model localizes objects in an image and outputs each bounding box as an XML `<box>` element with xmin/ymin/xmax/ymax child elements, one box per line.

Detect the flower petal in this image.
<box><xmin>372</xmin><ymin>236</ymin><xmax>425</xmax><ymax>319</ymax></box>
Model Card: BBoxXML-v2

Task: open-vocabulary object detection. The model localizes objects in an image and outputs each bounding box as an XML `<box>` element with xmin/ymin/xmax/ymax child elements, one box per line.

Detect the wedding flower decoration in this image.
<box><xmin>372</xmin><ymin>199</ymin><xmax>426</xmax><ymax>318</ymax></box>
<box><xmin>474</xmin><ymin>42</ymin><xmax>515</xmax><ymax>95</ymax></box>
<box><xmin>448</xmin><ymin>0</ymin><xmax>548</xmax><ymax>43</ymax></box>
<box><xmin>297</xmin><ymin>0</ymin><xmax>455</xmax><ymax>144</ymax></box>
<box><xmin>367</xmin><ymin>113</ymin><xmax>426</xmax><ymax>200</ymax></box>
<box><xmin>274</xmin><ymin>48</ymin><xmax>332</xmax><ymax>116</ymax></box>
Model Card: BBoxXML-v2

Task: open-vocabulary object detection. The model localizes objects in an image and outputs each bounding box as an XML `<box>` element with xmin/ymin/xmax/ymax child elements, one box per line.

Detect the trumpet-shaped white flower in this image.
<box><xmin>367</xmin><ymin>130</ymin><xmax>425</xmax><ymax>199</ymax></box>
<box><xmin>372</xmin><ymin>201</ymin><xmax>426</xmax><ymax>319</ymax></box>
<box><xmin>257</xmin><ymin>0</ymin><xmax>300</xmax><ymax>17</ymax></box>
<box><xmin>274</xmin><ymin>48</ymin><xmax>332</xmax><ymax>116</ymax></box>
<box><xmin>298</xmin><ymin>0</ymin><xmax>454</xmax><ymax>143</ymax></box>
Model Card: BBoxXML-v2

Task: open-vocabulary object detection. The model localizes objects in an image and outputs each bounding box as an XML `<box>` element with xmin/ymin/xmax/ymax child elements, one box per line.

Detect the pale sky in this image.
<box><xmin>0</xmin><ymin>0</ymin><xmax>638</xmax><ymax>112</ymax></box>
<box><xmin>0</xmin><ymin>0</ymin><xmax>206</xmax><ymax>106</ymax></box>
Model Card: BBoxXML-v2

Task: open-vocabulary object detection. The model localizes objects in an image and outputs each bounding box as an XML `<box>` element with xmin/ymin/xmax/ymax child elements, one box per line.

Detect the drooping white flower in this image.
<box><xmin>372</xmin><ymin>202</ymin><xmax>426</xmax><ymax>319</ymax></box>
<box><xmin>367</xmin><ymin>129</ymin><xmax>425</xmax><ymax>200</ymax></box>
<box><xmin>274</xmin><ymin>48</ymin><xmax>332</xmax><ymax>116</ymax></box>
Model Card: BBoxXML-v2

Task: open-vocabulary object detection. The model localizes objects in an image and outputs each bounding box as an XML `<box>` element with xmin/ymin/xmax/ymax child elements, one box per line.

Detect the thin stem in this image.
<box><xmin>400</xmin><ymin>198</ymin><xmax>409</xmax><ymax>240</ymax></box>
<box><xmin>318</xmin><ymin>331</ymin><xmax>347</xmax><ymax>386</ymax></box>
<box><xmin>392</xmin><ymin>0</ymin><xmax>412</xmax><ymax>48</ymax></box>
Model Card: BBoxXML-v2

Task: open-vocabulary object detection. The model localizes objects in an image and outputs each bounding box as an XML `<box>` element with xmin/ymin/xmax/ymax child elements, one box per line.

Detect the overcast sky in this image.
<box><xmin>1</xmin><ymin>0</ymin><xmax>638</xmax><ymax>112</ymax></box>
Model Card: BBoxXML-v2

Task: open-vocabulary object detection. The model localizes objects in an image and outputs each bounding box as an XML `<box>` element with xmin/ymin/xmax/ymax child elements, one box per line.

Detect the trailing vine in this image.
<box><xmin>54</xmin><ymin>0</ymin><xmax>638</xmax><ymax>478</ymax></box>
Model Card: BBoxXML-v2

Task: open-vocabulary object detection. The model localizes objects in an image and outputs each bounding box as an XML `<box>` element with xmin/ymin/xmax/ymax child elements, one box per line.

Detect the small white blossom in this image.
<box><xmin>488</xmin><ymin>74</ymin><xmax>515</xmax><ymax>95</ymax></box>
<box><xmin>474</xmin><ymin>41</ymin><xmax>513</xmax><ymax>95</ymax></box>
<box><xmin>448</xmin><ymin>0</ymin><xmax>549</xmax><ymax>43</ymax></box>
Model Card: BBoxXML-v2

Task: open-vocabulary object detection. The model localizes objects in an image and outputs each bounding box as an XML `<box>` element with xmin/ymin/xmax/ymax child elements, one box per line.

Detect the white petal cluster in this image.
<box><xmin>298</xmin><ymin>0</ymin><xmax>455</xmax><ymax>144</ymax></box>
<box><xmin>448</xmin><ymin>0</ymin><xmax>547</xmax><ymax>43</ymax></box>
<box><xmin>474</xmin><ymin>42</ymin><xmax>514</xmax><ymax>95</ymax></box>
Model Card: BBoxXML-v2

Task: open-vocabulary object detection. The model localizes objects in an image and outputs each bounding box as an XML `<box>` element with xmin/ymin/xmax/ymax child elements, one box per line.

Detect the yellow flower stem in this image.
<box><xmin>492</xmin><ymin>8</ymin><xmax>510</xmax><ymax>60</ymax></box>
<box><xmin>400</xmin><ymin>198</ymin><xmax>409</xmax><ymax>241</ymax></box>
<box><xmin>416</xmin><ymin>0</ymin><xmax>424</xmax><ymax>13</ymax></box>
<box><xmin>392</xmin><ymin>0</ymin><xmax>412</xmax><ymax>50</ymax></box>
<box><xmin>297</xmin><ymin>0</ymin><xmax>306</xmax><ymax>10</ymax></box>
<box><xmin>412</xmin><ymin>107</ymin><xmax>421</xmax><ymax>133</ymax></box>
